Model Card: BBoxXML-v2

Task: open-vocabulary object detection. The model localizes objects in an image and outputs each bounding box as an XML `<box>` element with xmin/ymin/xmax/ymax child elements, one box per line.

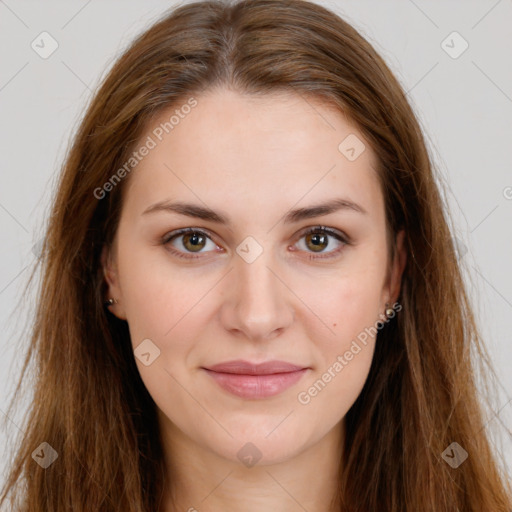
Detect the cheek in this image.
<box><xmin>117</xmin><ymin>238</ymin><xmax>206</xmax><ymax>337</ymax></box>
<box><xmin>117</xmin><ymin>247</ymin><xmax>223</xmax><ymax>403</ymax></box>
<box><xmin>308</xmin><ymin>265</ymin><xmax>385</xmax><ymax>343</ymax></box>
<box><xmin>295</xmin><ymin>267</ymin><xmax>383</xmax><ymax>415</ymax></box>
<box><xmin>297</xmin><ymin>277</ymin><xmax>381</xmax><ymax>421</ymax></box>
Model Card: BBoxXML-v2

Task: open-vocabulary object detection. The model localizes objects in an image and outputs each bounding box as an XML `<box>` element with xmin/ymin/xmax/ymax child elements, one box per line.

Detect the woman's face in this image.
<box><xmin>103</xmin><ymin>88</ymin><xmax>406</xmax><ymax>466</ymax></box>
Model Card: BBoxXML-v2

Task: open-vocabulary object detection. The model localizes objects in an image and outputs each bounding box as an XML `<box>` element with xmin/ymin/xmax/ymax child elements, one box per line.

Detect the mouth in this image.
<box><xmin>201</xmin><ymin>360</ymin><xmax>310</xmax><ymax>399</ymax></box>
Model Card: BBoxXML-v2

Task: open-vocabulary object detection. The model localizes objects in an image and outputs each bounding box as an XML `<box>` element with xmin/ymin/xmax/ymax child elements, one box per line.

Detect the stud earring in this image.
<box><xmin>104</xmin><ymin>297</ymin><xmax>118</xmax><ymax>307</ymax></box>
<box><xmin>385</xmin><ymin>303</ymin><xmax>395</xmax><ymax>318</ymax></box>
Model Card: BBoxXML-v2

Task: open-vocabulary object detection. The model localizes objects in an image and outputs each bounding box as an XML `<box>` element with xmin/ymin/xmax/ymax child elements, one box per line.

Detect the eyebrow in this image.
<box><xmin>141</xmin><ymin>197</ymin><xmax>367</xmax><ymax>225</ymax></box>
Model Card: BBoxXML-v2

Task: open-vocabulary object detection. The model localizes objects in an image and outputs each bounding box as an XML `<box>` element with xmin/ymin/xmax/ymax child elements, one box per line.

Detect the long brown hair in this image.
<box><xmin>1</xmin><ymin>0</ymin><xmax>510</xmax><ymax>510</ymax></box>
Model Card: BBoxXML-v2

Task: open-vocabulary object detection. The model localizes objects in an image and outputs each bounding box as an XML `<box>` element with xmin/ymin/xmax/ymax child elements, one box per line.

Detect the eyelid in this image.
<box><xmin>290</xmin><ymin>225</ymin><xmax>349</xmax><ymax>260</ymax></box>
<box><xmin>162</xmin><ymin>225</ymin><xmax>349</xmax><ymax>244</ymax></box>
<box><xmin>161</xmin><ymin>226</ymin><xmax>218</xmax><ymax>245</ymax></box>
<box><xmin>295</xmin><ymin>225</ymin><xmax>350</xmax><ymax>243</ymax></box>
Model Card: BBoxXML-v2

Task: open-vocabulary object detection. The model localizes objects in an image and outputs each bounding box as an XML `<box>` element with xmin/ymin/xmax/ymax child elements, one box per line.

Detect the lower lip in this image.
<box><xmin>203</xmin><ymin>368</ymin><xmax>308</xmax><ymax>399</ymax></box>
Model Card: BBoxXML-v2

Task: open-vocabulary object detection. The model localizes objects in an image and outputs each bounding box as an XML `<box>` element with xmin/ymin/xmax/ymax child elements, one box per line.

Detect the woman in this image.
<box><xmin>1</xmin><ymin>0</ymin><xmax>510</xmax><ymax>510</ymax></box>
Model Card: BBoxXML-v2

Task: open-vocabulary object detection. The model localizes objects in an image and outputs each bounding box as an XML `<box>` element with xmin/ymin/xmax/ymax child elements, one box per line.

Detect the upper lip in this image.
<box><xmin>203</xmin><ymin>360</ymin><xmax>308</xmax><ymax>375</ymax></box>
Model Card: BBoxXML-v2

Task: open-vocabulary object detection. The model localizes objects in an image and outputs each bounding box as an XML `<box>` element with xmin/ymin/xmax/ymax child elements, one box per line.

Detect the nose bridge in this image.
<box><xmin>222</xmin><ymin>241</ymin><xmax>294</xmax><ymax>340</ymax></box>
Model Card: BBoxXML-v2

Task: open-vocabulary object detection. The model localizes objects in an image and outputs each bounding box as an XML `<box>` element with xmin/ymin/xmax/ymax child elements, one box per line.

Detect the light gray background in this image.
<box><xmin>1</xmin><ymin>0</ymin><xmax>511</xmax><ymax>488</ymax></box>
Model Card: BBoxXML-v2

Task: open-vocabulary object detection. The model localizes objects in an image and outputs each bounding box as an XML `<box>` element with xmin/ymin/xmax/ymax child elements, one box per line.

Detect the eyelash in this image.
<box><xmin>161</xmin><ymin>226</ymin><xmax>350</xmax><ymax>261</ymax></box>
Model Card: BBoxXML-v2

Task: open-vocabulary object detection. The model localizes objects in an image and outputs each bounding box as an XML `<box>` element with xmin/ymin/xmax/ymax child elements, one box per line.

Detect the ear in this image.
<box><xmin>384</xmin><ymin>229</ymin><xmax>407</xmax><ymax>306</ymax></box>
<box><xmin>101</xmin><ymin>244</ymin><xmax>127</xmax><ymax>320</ymax></box>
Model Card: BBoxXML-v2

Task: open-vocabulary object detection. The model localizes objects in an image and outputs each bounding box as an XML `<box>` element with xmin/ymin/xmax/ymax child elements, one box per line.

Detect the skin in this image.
<box><xmin>102</xmin><ymin>87</ymin><xmax>407</xmax><ymax>511</ymax></box>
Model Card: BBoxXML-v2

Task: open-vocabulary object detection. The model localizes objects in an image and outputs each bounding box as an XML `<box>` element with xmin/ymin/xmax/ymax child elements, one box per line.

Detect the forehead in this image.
<box><xmin>122</xmin><ymin>88</ymin><xmax>383</xmax><ymax>222</ymax></box>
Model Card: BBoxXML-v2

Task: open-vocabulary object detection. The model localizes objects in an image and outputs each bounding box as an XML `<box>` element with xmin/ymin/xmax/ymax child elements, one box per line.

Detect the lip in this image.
<box><xmin>202</xmin><ymin>360</ymin><xmax>310</xmax><ymax>399</ymax></box>
<box><xmin>205</xmin><ymin>359</ymin><xmax>307</xmax><ymax>375</ymax></box>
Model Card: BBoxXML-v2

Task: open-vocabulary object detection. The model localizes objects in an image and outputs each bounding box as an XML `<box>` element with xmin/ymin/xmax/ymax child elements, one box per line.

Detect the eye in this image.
<box><xmin>162</xmin><ymin>228</ymin><xmax>220</xmax><ymax>259</ymax></box>
<box><xmin>292</xmin><ymin>226</ymin><xmax>349</xmax><ymax>260</ymax></box>
<box><xmin>161</xmin><ymin>226</ymin><xmax>349</xmax><ymax>260</ymax></box>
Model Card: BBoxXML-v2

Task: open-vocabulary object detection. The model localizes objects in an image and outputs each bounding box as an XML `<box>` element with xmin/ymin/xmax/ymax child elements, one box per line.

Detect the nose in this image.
<box><xmin>219</xmin><ymin>249</ymin><xmax>294</xmax><ymax>342</ymax></box>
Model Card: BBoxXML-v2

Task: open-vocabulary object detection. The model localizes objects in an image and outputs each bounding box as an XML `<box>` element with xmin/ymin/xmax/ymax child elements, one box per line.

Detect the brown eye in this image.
<box><xmin>182</xmin><ymin>232</ymin><xmax>207</xmax><ymax>252</ymax></box>
<box><xmin>162</xmin><ymin>226</ymin><xmax>348</xmax><ymax>262</ymax></box>
<box><xmin>162</xmin><ymin>228</ymin><xmax>219</xmax><ymax>259</ymax></box>
<box><xmin>294</xmin><ymin>226</ymin><xmax>349</xmax><ymax>260</ymax></box>
<box><xmin>304</xmin><ymin>232</ymin><xmax>329</xmax><ymax>252</ymax></box>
